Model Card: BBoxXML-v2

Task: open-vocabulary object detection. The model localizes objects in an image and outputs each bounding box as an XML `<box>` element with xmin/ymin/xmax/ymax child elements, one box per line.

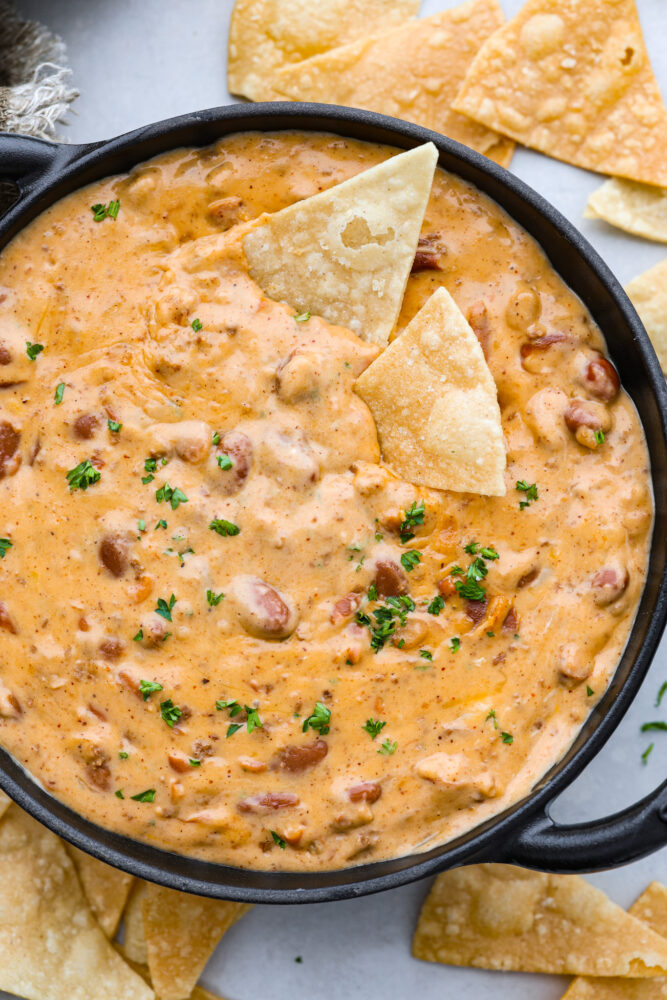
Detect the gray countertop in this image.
<box><xmin>5</xmin><ymin>1</ymin><xmax>667</xmax><ymax>998</ymax></box>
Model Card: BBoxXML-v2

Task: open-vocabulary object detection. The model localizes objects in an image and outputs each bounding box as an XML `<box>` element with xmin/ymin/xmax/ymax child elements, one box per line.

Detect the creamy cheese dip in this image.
<box><xmin>0</xmin><ymin>132</ymin><xmax>652</xmax><ymax>871</ymax></box>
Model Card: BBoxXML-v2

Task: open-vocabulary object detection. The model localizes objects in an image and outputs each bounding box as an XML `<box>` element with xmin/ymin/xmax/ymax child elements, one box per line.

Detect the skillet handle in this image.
<box><xmin>0</xmin><ymin>133</ymin><xmax>61</xmax><ymax>186</ymax></box>
<box><xmin>503</xmin><ymin>778</ymin><xmax>667</xmax><ymax>872</ymax></box>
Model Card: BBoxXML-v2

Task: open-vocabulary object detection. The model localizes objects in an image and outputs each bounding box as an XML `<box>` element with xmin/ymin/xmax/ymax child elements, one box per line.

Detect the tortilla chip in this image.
<box><xmin>413</xmin><ymin>864</ymin><xmax>667</xmax><ymax>976</ymax></box>
<box><xmin>142</xmin><ymin>882</ymin><xmax>251</xmax><ymax>1000</ymax></box>
<box><xmin>116</xmin><ymin>944</ymin><xmax>228</xmax><ymax>1000</ymax></box>
<box><xmin>561</xmin><ymin>883</ymin><xmax>667</xmax><ymax>998</ymax></box>
<box><xmin>66</xmin><ymin>845</ymin><xmax>134</xmax><ymax>938</ymax></box>
<box><xmin>0</xmin><ymin>805</ymin><xmax>153</xmax><ymax>1000</ymax></box>
<box><xmin>243</xmin><ymin>143</ymin><xmax>437</xmax><ymax>347</ymax></box>
<box><xmin>453</xmin><ymin>0</ymin><xmax>667</xmax><ymax>186</ymax></box>
<box><xmin>123</xmin><ymin>880</ymin><xmax>149</xmax><ymax>965</ymax></box>
<box><xmin>355</xmin><ymin>286</ymin><xmax>506</xmax><ymax>495</ymax></box>
<box><xmin>270</xmin><ymin>1</ymin><xmax>514</xmax><ymax>169</ymax></box>
<box><xmin>0</xmin><ymin>789</ymin><xmax>9</xmax><ymax>820</ymax></box>
<box><xmin>625</xmin><ymin>259</ymin><xmax>667</xmax><ymax>374</ymax></box>
<box><xmin>228</xmin><ymin>0</ymin><xmax>420</xmax><ymax>100</ymax></box>
<box><xmin>585</xmin><ymin>179</ymin><xmax>667</xmax><ymax>243</ymax></box>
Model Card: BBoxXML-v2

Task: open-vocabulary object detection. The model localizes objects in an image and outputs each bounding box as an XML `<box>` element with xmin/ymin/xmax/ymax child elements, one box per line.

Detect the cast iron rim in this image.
<box><xmin>0</xmin><ymin>103</ymin><xmax>665</xmax><ymax>902</ymax></box>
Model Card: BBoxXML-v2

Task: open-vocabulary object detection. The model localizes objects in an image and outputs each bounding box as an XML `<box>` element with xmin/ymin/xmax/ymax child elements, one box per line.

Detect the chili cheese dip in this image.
<box><xmin>0</xmin><ymin>132</ymin><xmax>652</xmax><ymax>871</ymax></box>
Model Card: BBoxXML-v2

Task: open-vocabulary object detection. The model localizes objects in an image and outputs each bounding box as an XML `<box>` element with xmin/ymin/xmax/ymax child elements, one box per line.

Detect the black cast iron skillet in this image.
<box><xmin>0</xmin><ymin>104</ymin><xmax>666</xmax><ymax>904</ymax></box>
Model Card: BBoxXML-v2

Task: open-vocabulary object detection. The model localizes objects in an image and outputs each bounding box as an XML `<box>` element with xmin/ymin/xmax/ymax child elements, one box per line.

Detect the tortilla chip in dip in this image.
<box><xmin>243</xmin><ymin>143</ymin><xmax>438</xmax><ymax>347</ymax></box>
<box><xmin>227</xmin><ymin>0</ymin><xmax>420</xmax><ymax>100</ymax></box>
<box><xmin>0</xmin><ymin>805</ymin><xmax>153</xmax><ymax>1000</ymax></box>
<box><xmin>142</xmin><ymin>882</ymin><xmax>251</xmax><ymax>1000</ymax></box>
<box><xmin>625</xmin><ymin>259</ymin><xmax>667</xmax><ymax>374</ymax></box>
<box><xmin>66</xmin><ymin>845</ymin><xmax>134</xmax><ymax>938</ymax></box>
<box><xmin>453</xmin><ymin>0</ymin><xmax>667</xmax><ymax>187</ymax></box>
<box><xmin>270</xmin><ymin>1</ymin><xmax>514</xmax><ymax>169</ymax></box>
<box><xmin>562</xmin><ymin>882</ymin><xmax>667</xmax><ymax>998</ymax></box>
<box><xmin>355</xmin><ymin>286</ymin><xmax>506</xmax><ymax>495</ymax></box>
<box><xmin>413</xmin><ymin>864</ymin><xmax>667</xmax><ymax>976</ymax></box>
<box><xmin>585</xmin><ymin>179</ymin><xmax>667</xmax><ymax>244</ymax></box>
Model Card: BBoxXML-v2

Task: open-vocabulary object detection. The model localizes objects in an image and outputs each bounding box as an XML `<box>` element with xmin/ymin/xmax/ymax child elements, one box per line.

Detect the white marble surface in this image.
<box><xmin>4</xmin><ymin>1</ymin><xmax>667</xmax><ymax>998</ymax></box>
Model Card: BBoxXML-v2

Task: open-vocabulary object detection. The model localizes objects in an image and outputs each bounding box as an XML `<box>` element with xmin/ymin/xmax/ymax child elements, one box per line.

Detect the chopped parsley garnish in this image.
<box><xmin>107</xmin><ymin>419</ymin><xmax>122</xmax><ymax>433</ymax></box>
<box><xmin>191</xmin><ymin>318</ymin><xmax>203</xmax><ymax>332</ymax></box>
<box><xmin>641</xmin><ymin>721</ymin><xmax>667</xmax><ymax>732</ymax></box>
<box><xmin>160</xmin><ymin>699</ymin><xmax>182</xmax><ymax>727</ymax></box>
<box><xmin>209</xmin><ymin>518</ymin><xmax>240</xmax><ymax>536</ymax></box>
<box><xmin>226</xmin><ymin>723</ymin><xmax>243</xmax><ymax>737</ymax></box>
<box><xmin>586</xmin><ymin>685</ymin><xmax>594</xmax><ymax>697</ymax></box>
<box><xmin>0</xmin><ymin>538</ymin><xmax>11</xmax><ymax>558</ymax></box>
<box><xmin>142</xmin><ymin>474</ymin><xmax>155</xmax><ymax>485</ymax></box>
<box><xmin>295</xmin><ymin>311</ymin><xmax>311</xmax><ymax>322</ymax></box>
<box><xmin>217</xmin><ymin>699</ymin><xmax>262</xmax><ymax>735</ymax></box>
<box><xmin>26</xmin><ymin>341</ymin><xmax>44</xmax><ymax>361</ymax></box>
<box><xmin>452</xmin><ymin>548</ymin><xmax>498</xmax><ymax>602</ymax></box>
<box><xmin>54</xmin><ymin>382</ymin><xmax>65</xmax><ymax>405</ymax></box>
<box><xmin>486</xmin><ymin>631</ymin><xmax>495</xmax><ymax>638</ymax></box>
<box><xmin>450</xmin><ymin>636</ymin><xmax>461</xmax><ymax>653</ymax></box>
<box><xmin>516</xmin><ymin>480</ymin><xmax>539</xmax><ymax>509</ymax></box>
<box><xmin>139</xmin><ymin>679</ymin><xmax>163</xmax><ymax>701</ymax></box>
<box><xmin>189</xmin><ymin>758</ymin><xmax>201</xmax><ymax>767</ymax></box>
<box><xmin>400</xmin><ymin>550</ymin><xmax>421</xmax><ymax>572</ymax></box>
<box><xmin>302</xmin><ymin>701</ymin><xmax>331</xmax><ymax>735</ymax></box>
<box><xmin>378</xmin><ymin>739</ymin><xmax>397</xmax><ymax>755</ymax></box>
<box><xmin>91</xmin><ymin>200</ymin><xmax>120</xmax><ymax>222</ymax></box>
<box><xmin>367</xmin><ymin>582</ymin><xmax>378</xmax><ymax>602</ymax></box>
<box><xmin>115</xmin><ymin>789</ymin><xmax>124</xmax><ymax>799</ymax></box>
<box><xmin>155</xmin><ymin>594</ymin><xmax>176</xmax><ymax>621</ymax></box>
<box><xmin>138</xmin><ymin>519</ymin><xmax>146</xmax><ymax>532</ymax></box>
<box><xmin>131</xmin><ymin>788</ymin><xmax>156</xmax><ymax>803</ymax></box>
<box><xmin>454</xmin><ymin>577</ymin><xmax>486</xmax><ymax>601</ymax></box>
<box><xmin>271</xmin><ymin>830</ymin><xmax>287</xmax><ymax>848</ymax></box>
<box><xmin>427</xmin><ymin>594</ymin><xmax>444</xmax><ymax>616</ymax></box>
<box><xmin>206</xmin><ymin>589</ymin><xmax>225</xmax><ymax>606</ymax></box>
<box><xmin>656</xmin><ymin>681</ymin><xmax>667</xmax><ymax>708</ymax></box>
<box><xmin>399</xmin><ymin>500</ymin><xmax>425</xmax><ymax>543</ymax></box>
<box><xmin>212</xmin><ymin>431</ymin><xmax>221</xmax><ymax>445</ymax></box>
<box><xmin>362</xmin><ymin>718</ymin><xmax>386</xmax><ymax>740</ymax></box>
<box><xmin>245</xmin><ymin>706</ymin><xmax>263</xmax><ymax>733</ymax></box>
<box><xmin>486</xmin><ymin>709</ymin><xmax>512</xmax><ymax>743</ymax></box>
<box><xmin>156</xmin><ymin>483</ymin><xmax>188</xmax><ymax>509</ymax></box>
<box><xmin>66</xmin><ymin>459</ymin><xmax>101</xmax><ymax>491</ymax></box>
<box><xmin>594</xmin><ymin>430</ymin><xmax>605</xmax><ymax>445</ymax></box>
<box><xmin>155</xmin><ymin>519</ymin><xmax>167</xmax><ymax>530</ymax></box>
<box><xmin>118</xmin><ymin>751</ymin><xmax>129</xmax><ymax>759</ymax></box>
<box><xmin>642</xmin><ymin>743</ymin><xmax>654</xmax><ymax>764</ymax></box>
<box><xmin>144</xmin><ymin>458</ymin><xmax>158</xmax><ymax>473</ymax></box>
<box><xmin>464</xmin><ymin>541</ymin><xmax>479</xmax><ymax>554</ymax></box>
<box><xmin>133</xmin><ymin>629</ymin><xmax>143</xmax><ymax>642</ymax></box>
<box><xmin>480</xmin><ymin>546</ymin><xmax>499</xmax><ymax>560</ymax></box>
<box><xmin>501</xmin><ymin>731</ymin><xmax>514</xmax><ymax>744</ymax></box>
<box><xmin>355</xmin><ymin>594</ymin><xmax>415</xmax><ymax>652</ymax></box>
<box><xmin>216</xmin><ymin>453</ymin><xmax>233</xmax><ymax>470</ymax></box>
<box><xmin>419</xmin><ymin>649</ymin><xmax>433</xmax><ymax>660</ymax></box>
<box><xmin>486</xmin><ymin>709</ymin><xmax>498</xmax><ymax>728</ymax></box>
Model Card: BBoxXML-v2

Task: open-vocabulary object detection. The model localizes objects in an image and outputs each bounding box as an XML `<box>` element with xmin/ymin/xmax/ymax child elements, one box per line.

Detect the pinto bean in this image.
<box><xmin>592</xmin><ymin>565</ymin><xmax>629</xmax><ymax>607</ymax></box>
<box><xmin>505</xmin><ymin>284</ymin><xmax>541</xmax><ymax>330</ymax></box>
<box><xmin>86</xmin><ymin>762</ymin><xmax>111</xmax><ymax>790</ymax></box>
<box><xmin>0</xmin><ymin>343</ymin><xmax>11</xmax><ymax>365</ymax></box>
<box><xmin>73</xmin><ymin>413</ymin><xmax>100</xmax><ymax>440</ymax></box>
<box><xmin>583</xmin><ymin>354</ymin><xmax>620</xmax><ymax>402</ymax></box>
<box><xmin>167</xmin><ymin>750</ymin><xmax>191</xmax><ymax>773</ymax></box>
<box><xmin>373</xmin><ymin>559</ymin><xmax>408</xmax><ymax>598</ymax></box>
<box><xmin>564</xmin><ymin>398</ymin><xmax>612</xmax><ymax>449</ymax></box>
<box><xmin>520</xmin><ymin>332</ymin><xmax>568</xmax><ymax>373</ymax></box>
<box><xmin>502</xmin><ymin>606</ymin><xmax>519</xmax><ymax>633</ymax></box>
<box><xmin>274</xmin><ymin>739</ymin><xmax>328</xmax><ymax>773</ymax></box>
<box><xmin>0</xmin><ymin>421</ymin><xmax>20</xmax><ymax>479</ymax></box>
<box><xmin>348</xmin><ymin>782</ymin><xmax>382</xmax><ymax>804</ymax></box>
<box><xmin>237</xmin><ymin>792</ymin><xmax>299</xmax><ymax>814</ymax></box>
<box><xmin>557</xmin><ymin>643</ymin><xmax>592</xmax><ymax>683</ymax></box>
<box><xmin>99</xmin><ymin>533</ymin><xmax>131</xmax><ymax>577</ymax></box>
<box><xmin>0</xmin><ymin>602</ymin><xmax>16</xmax><ymax>634</ymax></box>
<box><xmin>465</xmin><ymin>598</ymin><xmax>488</xmax><ymax>624</ymax></box>
<box><xmin>411</xmin><ymin>234</ymin><xmax>445</xmax><ymax>273</ymax></box>
<box><xmin>216</xmin><ymin>429</ymin><xmax>252</xmax><ymax>494</ymax></box>
<box><xmin>330</xmin><ymin>592</ymin><xmax>362</xmax><ymax>624</ymax></box>
<box><xmin>230</xmin><ymin>576</ymin><xmax>297</xmax><ymax>639</ymax></box>
<box><xmin>99</xmin><ymin>637</ymin><xmax>124</xmax><ymax>661</ymax></box>
<box><xmin>467</xmin><ymin>302</ymin><xmax>490</xmax><ymax>359</ymax></box>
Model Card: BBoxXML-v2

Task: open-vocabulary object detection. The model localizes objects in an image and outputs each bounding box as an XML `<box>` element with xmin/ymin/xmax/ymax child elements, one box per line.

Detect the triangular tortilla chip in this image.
<box><xmin>116</xmin><ymin>944</ymin><xmax>229</xmax><ymax>1000</ymax></box>
<box><xmin>0</xmin><ymin>805</ymin><xmax>153</xmax><ymax>1000</ymax></box>
<box><xmin>66</xmin><ymin>844</ymin><xmax>134</xmax><ymax>938</ymax></box>
<box><xmin>453</xmin><ymin>0</ymin><xmax>667</xmax><ymax>186</ymax></box>
<box><xmin>271</xmin><ymin>2</ymin><xmax>514</xmax><ymax>168</ymax></box>
<box><xmin>625</xmin><ymin>259</ymin><xmax>667</xmax><ymax>374</ymax></box>
<box><xmin>227</xmin><ymin>0</ymin><xmax>420</xmax><ymax>100</ymax></box>
<box><xmin>355</xmin><ymin>286</ymin><xmax>506</xmax><ymax>494</ymax></box>
<box><xmin>242</xmin><ymin>143</ymin><xmax>438</xmax><ymax>347</ymax></box>
<box><xmin>562</xmin><ymin>883</ymin><xmax>667</xmax><ymax>998</ymax></box>
<box><xmin>123</xmin><ymin>880</ymin><xmax>149</xmax><ymax>965</ymax></box>
<box><xmin>413</xmin><ymin>864</ymin><xmax>667</xmax><ymax>976</ymax></box>
<box><xmin>585</xmin><ymin>179</ymin><xmax>667</xmax><ymax>243</ymax></box>
<box><xmin>0</xmin><ymin>790</ymin><xmax>9</xmax><ymax>821</ymax></box>
<box><xmin>142</xmin><ymin>882</ymin><xmax>251</xmax><ymax>1000</ymax></box>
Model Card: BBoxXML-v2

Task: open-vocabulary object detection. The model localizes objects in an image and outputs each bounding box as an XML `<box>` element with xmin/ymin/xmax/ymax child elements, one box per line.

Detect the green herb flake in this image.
<box><xmin>486</xmin><ymin>631</ymin><xmax>495</xmax><ymax>638</ymax></box>
<box><xmin>206</xmin><ymin>589</ymin><xmax>225</xmax><ymax>607</ymax></box>
<box><xmin>486</xmin><ymin>709</ymin><xmax>498</xmax><ymax>729</ymax></box>
<box><xmin>594</xmin><ymin>429</ymin><xmax>605</xmax><ymax>445</ymax></box>
<box><xmin>138</xmin><ymin>519</ymin><xmax>146</xmax><ymax>533</ymax></box>
<box><xmin>450</xmin><ymin>636</ymin><xmax>461</xmax><ymax>653</ymax></box>
<box><xmin>212</xmin><ymin>431</ymin><xmax>221</xmax><ymax>445</ymax></box>
<box><xmin>400</xmin><ymin>550</ymin><xmax>421</xmax><ymax>572</ymax></box>
<box><xmin>226</xmin><ymin>723</ymin><xmax>243</xmax><ymax>738</ymax></box>
<box><xmin>295</xmin><ymin>311</ymin><xmax>311</xmax><ymax>322</ymax></box>
<box><xmin>191</xmin><ymin>318</ymin><xmax>203</xmax><ymax>332</ymax></box>
<box><xmin>586</xmin><ymin>685</ymin><xmax>595</xmax><ymax>697</ymax></box>
<box><xmin>656</xmin><ymin>682</ymin><xmax>667</xmax><ymax>708</ymax></box>
<box><xmin>216</xmin><ymin>453</ymin><xmax>233</xmax><ymax>470</ymax></box>
<box><xmin>378</xmin><ymin>739</ymin><xmax>397</xmax><ymax>756</ymax></box>
<box><xmin>26</xmin><ymin>341</ymin><xmax>44</xmax><ymax>361</ymax></box>
<box><xmin>133</xmin><ymin>629</ymin><xmax>144</xmax><ymax>642</ymax></box>
<box><xmin>642</xmin><ymin>743</ymin><xmax>654</xmax><ymax>765</ymax></box>
<box><xmin>427</xmin><ymin>594</ymin><xmax>445</xmax><ymax>616</ymax></box>
<box><xmin>107</xmin><ymin>419</ymin><xmax>122</xmax><ymax>433</ymax></box>
<box><xmin>367</xmin><ymin>582</ymin><xmax>378</xmax><ymax>602</ymax></box>
<box><xmin>210</xmin><ymin>518</ymin><xmax>240</xmax><ymax>537</ymax></box>
<box><xmin>91</xmin><ymin>200</ymin><xmax>120</xmax><ymax>222</ymax></box>
<box><xmin>66</xmin><ymin>459</ymin><xmax>101</xmax><ymax>491</ymax></box>
<box><xmin>156</xmin><ymin>483</ymin><xmax>188</xmax><ymax>510</ymax></box>
<box><xmin>131</xmin><ymin>788</ymin><xmax>156</xmax><ymax>803</ymax></box>
<box><xmin>115</xmin><ymin>789</ymin><xmax>124</xmax><ymax>799</ymax></box>
<box><xmin>155</xmin><ymin>519</ymin><xmax>167</xmax><ymax>530</ymax></box>
<box><xmin>516</xmin><ymin>480</ymin><xmax>539</xmax><ymax>509</ymax></box>
<box><xmin>142</xmin><ymin>474</ymin><xmax>155</xmax><ymax>485</ymax></box>
<box><xmin>118</xmin><ymin>751</ymin><xmax>129</xmax><ymax>759</ymax></box>
<box><xmin>501</xmin><ymin>731</ymin><xmax>514</xmax><ymax>744</ymax></box>
<box><xmin>54</xmin><ymin>382</ymin><xmax>66</xmax><ymax>405</ymax></box>
<box><xmin>271</xmin><ymin>830</ymin><xmax>287</xmax><ymax>848</ymax></box>
<box><xmin>464</xmin><ymin>541</ymin><xmax>479</xmax><ymax>554</ymax></box>
<box><xmin>160</xmin><ymin>699</ymin><xmax>182</xmax><ymax>727</ymax></box>
<box><xmin>302</xmin><ymin>701</ymin><xmax>331</xmax><ymax>735</ymax></box>
<box><xmin>419</xmin><ymin>649</ymin><xmax>433</xmax><ymax>661</ymax></box>
<box><xmin>0</xmin><ymin>538</ymin><xmax>12</xmax><ymax>559</ymax></box>
<box><xmin>155</xmin><ymin>594</ymin><xmax>176</xmax><ymax>622</ymax></box>
<box><xmin>399</xmin><ymin>500</ymin><xmax>425</xmax><ymax>543</ymax></box>
<box><xmin>189</xmin><ymin>758</ymin><xmax>201</xmax><ymax>767</ymax></box>
<box><xmin>362</xmin><ymin>718</ymin><xmax>386</xmax><ymax>740</ymax></box>
<box><xmin>641</xmin><ymin>721</ymin><xmax>667</xmax><ymax>732</ymax></box>
<box><xmin>245</xmin><ymin>705</ymin><xmax>263</xmax><ymax>734</ymax></box>
<box><xmin>139</xmin><ymin>679</ymin><xmax>163</xmax><ymax>701</ymax></box>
